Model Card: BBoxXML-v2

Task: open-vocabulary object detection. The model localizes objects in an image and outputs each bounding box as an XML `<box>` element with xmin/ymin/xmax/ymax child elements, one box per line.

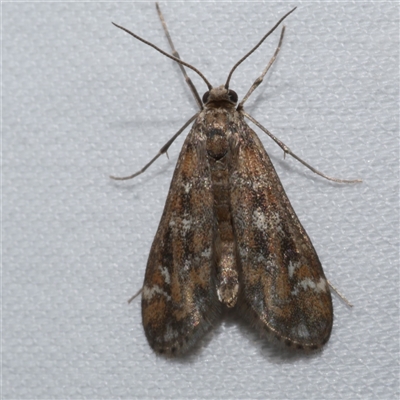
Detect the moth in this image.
<box><xmin>111</xmin><ymin>4</ymin><xmax>359</xmax><ymax>356</ymax></box>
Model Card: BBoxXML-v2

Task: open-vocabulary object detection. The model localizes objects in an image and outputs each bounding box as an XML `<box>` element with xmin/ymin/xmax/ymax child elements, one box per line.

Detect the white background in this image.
<box><xmin>3</xmin><ymin>2</ymin><xmax>398</xmax><ymax>399</ymax></box>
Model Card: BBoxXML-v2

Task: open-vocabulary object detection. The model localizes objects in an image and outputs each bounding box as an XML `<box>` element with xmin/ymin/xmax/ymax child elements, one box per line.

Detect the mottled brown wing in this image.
<box><xmin>141</xmin><ymin>124</ymin><xmax>221</xmax><ymax>356</ymax></box>
<box><xmin>230</xmin><ymin>119</ymin><xmax>333</xmax><ymax>349</ymax></box>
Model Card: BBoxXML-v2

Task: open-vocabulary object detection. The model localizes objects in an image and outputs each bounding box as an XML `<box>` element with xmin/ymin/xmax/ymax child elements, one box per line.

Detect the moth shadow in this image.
<box><xmin>169</xmin><ymin>309</ymin><xmax>325</xmax><ymax>364</ymax></box>
<box><xmin>163</xmin><ymin>318</ymin><xmax>224</xmax><ymax>365</ymax></box>
<box><xmin>226</xmin><ymin>309</ymin><xmax>325</xmax><ymax>364</ymax></box>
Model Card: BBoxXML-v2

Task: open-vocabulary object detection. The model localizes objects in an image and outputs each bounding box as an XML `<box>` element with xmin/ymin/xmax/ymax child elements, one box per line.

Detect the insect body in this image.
<box><xmin>112</xmin><ymin>4</ymin><xmax>359</xmax><ymax>356</ymax></box>
<box><xmin>141</xmin><ymin>84</ymin><xmax>333</xmax><ymax>355</ymax></box>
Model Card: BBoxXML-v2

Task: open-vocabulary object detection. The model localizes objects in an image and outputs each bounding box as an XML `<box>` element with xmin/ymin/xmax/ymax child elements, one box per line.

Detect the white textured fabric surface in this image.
<box><xmin>3</xmin><ymin>2</ymin><xmax>399</xmax><ymax>399</ymax></box>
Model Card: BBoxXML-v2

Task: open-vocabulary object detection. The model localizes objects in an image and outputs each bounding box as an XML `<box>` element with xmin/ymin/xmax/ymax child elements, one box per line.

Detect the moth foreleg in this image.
<box><xmin>110</xmin><ymin>113</ymin><xmax>198</xmax><ymax>180</ymax></box>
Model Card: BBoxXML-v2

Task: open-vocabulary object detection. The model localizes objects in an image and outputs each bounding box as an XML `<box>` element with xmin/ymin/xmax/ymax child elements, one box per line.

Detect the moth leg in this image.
<box><xmin>110</xmin><ymin>113</ymin><xmax>198</xmax><ymax>180</ymax></box>
<box><xmin>238</xmin><ymin>26</ymin><xmax>285</xmax><ymax>110</ymax></box>
<box><xmin>243</xmin><ymin>111</ymin><xmax>362</xmax><ymax>184</ymax></box>
<box><xmin>156</xmin><ymin>3</ymin><xmax>203</xmax><ymax>110</ymax></box>
<box><xmin>128</xmin><ymin>287</ymin><xmax>143</xmax><ymax>304</ymax></box>
<box><xmin>328</xmin><ymin>280</ymin><xmax>353</xmax><ymax>308</ymax></box>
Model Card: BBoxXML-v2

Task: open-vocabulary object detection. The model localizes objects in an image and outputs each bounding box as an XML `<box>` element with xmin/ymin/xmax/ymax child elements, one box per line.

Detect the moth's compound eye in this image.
<box><xmin>228</xmin><ymin>90</ymin><xmax>238</xmax><ymax>103</ymax></box>
<box><xmin>202</xmin><ymin>91</ymin><xmax>210</xmax><ymax>104</ymax></box>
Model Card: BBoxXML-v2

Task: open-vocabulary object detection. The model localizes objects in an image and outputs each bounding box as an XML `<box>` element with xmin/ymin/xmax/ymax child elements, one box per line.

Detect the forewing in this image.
<box><xmin>230</xmin><ymin>120</ymin><xmax>333</xmax><ymax>349</ymax></box>
<box><xmin>142</xmin><ymin>123</ymin><xmax>220</xmax><ymax>356</ymax></box>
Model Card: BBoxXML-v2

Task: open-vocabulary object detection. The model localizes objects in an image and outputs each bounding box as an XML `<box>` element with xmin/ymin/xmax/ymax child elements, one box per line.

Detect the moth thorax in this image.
<box><xmin>206</xmin><ymin>128</ymin><xmax>229</xmax><ymax>160</ymax></box>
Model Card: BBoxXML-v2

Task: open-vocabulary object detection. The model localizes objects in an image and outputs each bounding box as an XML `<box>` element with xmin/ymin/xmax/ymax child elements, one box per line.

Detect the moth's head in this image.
<box><xmin>202</xmin><ymin>85</ymin><xmax>238</xmax><ymax>107</ymax></box>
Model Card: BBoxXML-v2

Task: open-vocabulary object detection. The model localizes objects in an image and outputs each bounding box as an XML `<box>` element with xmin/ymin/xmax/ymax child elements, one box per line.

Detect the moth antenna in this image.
<box><xmin>224</xmin><ymin>7</ymin><xmax>296</xmax><ymax>89</ymax></box>
<box><xmin>112</xmin><ymin>22</ymin><xmax>213</xmax><ymax>90</ymax></box>
<box><xmin>155</xmin><ymin>3</ymin><xmax>203</xmax><ymax>110</ymax></box>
